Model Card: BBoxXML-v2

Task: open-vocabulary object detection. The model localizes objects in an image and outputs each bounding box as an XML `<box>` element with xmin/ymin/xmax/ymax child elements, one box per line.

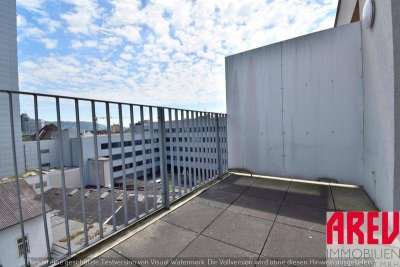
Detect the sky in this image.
<box><xmin>16</xmin><ymin>0</ymin><xmax>338</xmax><ymax>118</ymax></box>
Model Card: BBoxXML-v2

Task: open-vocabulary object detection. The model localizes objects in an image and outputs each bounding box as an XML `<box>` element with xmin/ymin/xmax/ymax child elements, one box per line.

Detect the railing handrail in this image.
<box><xmin>0</xmin><ymin>89</ymin><xmax>226</xmax><ymax>115</ymax></box>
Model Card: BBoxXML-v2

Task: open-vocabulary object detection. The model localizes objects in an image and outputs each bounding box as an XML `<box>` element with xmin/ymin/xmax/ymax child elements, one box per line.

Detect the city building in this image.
<box><xmin>20</xmin><ymin>113</ymin><xmax>45</xmax><ymax>136</ymax></box>
<box><xmin>0</xmin><ymin>0</ymin><xmax>24</xmax><ymax>178</ymax></box>
<box><xmin>0</xmin><ymin>180</ymin><xmax>52</xmax><ymax>267</ymax></box>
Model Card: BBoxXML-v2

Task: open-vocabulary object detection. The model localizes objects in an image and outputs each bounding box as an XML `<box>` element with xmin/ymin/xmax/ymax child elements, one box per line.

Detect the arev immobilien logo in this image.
<box><xmin>326</xmin><ymin>212</ymin><xmax>400</xmax><ymax>266</ymax></box>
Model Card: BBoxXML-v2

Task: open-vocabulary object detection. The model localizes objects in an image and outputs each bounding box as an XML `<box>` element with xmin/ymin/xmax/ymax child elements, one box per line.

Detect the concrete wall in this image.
<box><xmin>226</xmin><ymin>22</ymin><xmax>364</xmax><ymax>185</ymax></box>
<box><xmin>23</xmin><ymin>140</ymin><xmax>60</xmax><ymax>171</ymax></box>
<box><xmin>335</xmin><ymin>0</ymin><xmax>358</xmax><ymax>26</ymax></box>
<box><xmin>0</xmin><ymin>0</ymin><xmax>24</xmax><ymax>178</ymax></box>
<box><xmin>47</xmin><ymin>167</ymin><xmax>81</xmax><ymax>188</ymax></box>
<box><xmin>0</xmin><ymin>214</ymin><xmax>52</xmax><ymax>267</ymax></box>
<box><xmin>355</xmin><ymin>0</ymin><xmax>399</xmax><ymax>211</ymax></box>
<box><xmin>392</xmin><ymin>0</ymin><xmax>400</xmax><ymax>211</ymax></box>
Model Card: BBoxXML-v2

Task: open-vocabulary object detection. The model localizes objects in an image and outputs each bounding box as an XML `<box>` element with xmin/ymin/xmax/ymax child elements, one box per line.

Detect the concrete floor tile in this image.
<box><xmin>162</xmin><ymin>202</ymin><xmax>224</xmax><ymax>233</ymax></box>
<box><xmin>285</xmin><ymin>182</ymin><xmax>334</xmax><ymax>209</ymax></box>
<box><xmin>262</xmin><ymin>223</ymin><xmax>326</xmax><ymax>260</ymax></box>
<box><xmin>330</xmin><ymin>186</ymin><xmax>378</xmax><ymax>211</ymax></box>
<box><xmin>203</xmin><ymin>210</ymin><xmax>272</xmax><ymax>254</ymax></box>
<box><xmin>211</xmin><ymin>178</ymin><xmax>252</xmax><ymax>194</ymax></box>
<box><xmin>113</xmin><ymin>220</ymin><xmax>197</xmax><ymax>264</ymax></box>
<box><xmin>244</xmin><ymin>178</ymin><xmax>290</xmax><ymax>201</ymax></box>
<box><xmin>190</xmin><ymin>188</ymin><xmax>239</xmax><ymax>209</ymax></box>
<box><xmin>228</xmin><ymin>194</ymin><xmax>281</xmax><ymax>221</ymax></box>
<box><xmin>176</xmin><ymin>235</ymin><xmax>258</xmax><ymax>260</ymax></box>
<box><xmin>277</xmin><ymin>201</ymin><xmax>327</xmax><ymax>233</ymax></box>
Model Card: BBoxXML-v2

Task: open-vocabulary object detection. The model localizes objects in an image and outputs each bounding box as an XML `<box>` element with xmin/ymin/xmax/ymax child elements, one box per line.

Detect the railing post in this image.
<box><xmin>158</xmin><ymin>107</ymin><xmax>170</xmax><ymax>209</ymax></box>
<box><xmin>216</xmin><ymin>114</ymin><xmax>222</xmax><ymax>176</ymax></box>
<box><xmin>8</xmin><ymin>92</ymin><xmax>28</xmax><ymax>266</ymax></box>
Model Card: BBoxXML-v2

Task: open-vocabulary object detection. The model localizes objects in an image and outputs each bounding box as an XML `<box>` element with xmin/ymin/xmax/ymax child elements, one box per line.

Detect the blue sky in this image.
<box><xmin>16</xmin><ymin>0</ymin><xmax>338</xmax><ymax>120</ymax></box>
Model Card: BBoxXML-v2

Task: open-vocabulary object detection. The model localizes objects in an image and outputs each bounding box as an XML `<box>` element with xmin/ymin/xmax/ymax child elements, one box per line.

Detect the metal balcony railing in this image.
<box><xmin>0</xmin><ymin>89</ymin><xmax>227</xmax><ymax>266</ymax></box>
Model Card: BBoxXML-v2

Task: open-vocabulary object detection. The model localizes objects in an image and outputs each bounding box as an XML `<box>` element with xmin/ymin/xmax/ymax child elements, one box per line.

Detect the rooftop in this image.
<box><xmin>0</xmin><ymin>179</ymin><xmax>51</xmax><ymax>231</ymax></box>
<box><xmin>71</xmin><ymin>173</ymin><xmax>377</xmax><ymax>266</ymax></box>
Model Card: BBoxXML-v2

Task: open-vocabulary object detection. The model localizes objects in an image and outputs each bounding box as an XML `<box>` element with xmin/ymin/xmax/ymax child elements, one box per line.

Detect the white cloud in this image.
<box><xmin>17</xmin><ymin>15</ymin><xmax>27</xmax><ymax>27</ymax></box>
<box><xmin>18</xmin><ymin>0</ymin><xmax>338</xmax><ymax>112</ymax></box>
<box><xmin>39</xmin><ymin>38</ymin><xmax>58</xmax><ymax>49</ymax></box>
<box><xmin>36</xmin><ymin>17</ymin><xmax>61</xmax><ymax>33</ymax></box>
<box><xmin>61</xmin><ymin>0</ymin><xmax>101</xmax><ymax>34</ymax></box>
<box><xmin>120</xmin><ymin>53</ymin><xmax>134</xmax><ymax>61</ymax></box>
<box><xmin>110</xmin><ymin>25</ymin><xmax>142</xmax><ymax>43</ymax></box>
<box><xmin>17</xmin><ymin>0</ymin><xmax>47</xmax><ymax>13</ymax></box>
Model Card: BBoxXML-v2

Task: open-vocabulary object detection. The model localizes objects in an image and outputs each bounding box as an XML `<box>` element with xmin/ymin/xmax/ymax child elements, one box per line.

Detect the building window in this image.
<box><xmin>17</xmin><ymin>236</ymin><xmax>30</xmax><ymax>257</ymax></box>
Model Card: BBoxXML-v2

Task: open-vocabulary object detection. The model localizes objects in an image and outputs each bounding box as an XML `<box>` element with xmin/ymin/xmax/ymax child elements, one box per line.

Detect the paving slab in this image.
<box><xmin>210</xmin><ymin>176</ymin><xmax>254</xmax><ymax>194</ymax></box>
<box><xmin>203</xmin><ymin>210</ymin><xmax>272</xmax><ymax>254</ymax></box>
<box><xmin>161</xmin><ymin>201</ymin><xmax>224</xmax><ymax>233</ymax></box>
<box><xmin>175</xmin><ymin>235</ymin><xmax>258</xmax><ymax>262</ymax></box>
<box><xmin>277</xmin><ymin>201</ymin><xmax>327</xmax><ymax>233</ymax></box>
<box><xmin>85</xmin><ymin>250</ymin><xmax>137</xmax><ymax>267</ymax></box>
<box><xmin>190</xmin><ymin>188</ymin><xmax>239</xmax><ymax>209</ymax></box>
<box><xmin>285</xmin><ymin>182</ymin><xmax>334</xmax><ymax>210</ymax></box>
<box><xmin>228</xmin><ymin>194</ymin><xmax>281</xmax><ymax>221</ymax></box>
<box><xmin>113</xmin><ymin>220</ymin><xmax>197</xmax><ymax>266</ymax></box>
<box><xmin>262</xmin><ymin>223</ymin><xmax>326</xmax><ymax>260</ymax></box>
<box><xmin>330</xmin><ymin>185</ymin><xmax>378</xmax><ymax>211</ymax></box>
<box><xmin>244</xmin><ymin>178</ymin><xmax>289</xmax><ymax>202</ymax></box>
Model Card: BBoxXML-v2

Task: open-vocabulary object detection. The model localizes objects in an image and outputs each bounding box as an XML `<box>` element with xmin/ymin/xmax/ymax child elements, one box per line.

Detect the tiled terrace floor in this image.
<box><xmin>83</xmin><ymin>174</ymin><xmax>377</xmax><ymax>267</ymax></box>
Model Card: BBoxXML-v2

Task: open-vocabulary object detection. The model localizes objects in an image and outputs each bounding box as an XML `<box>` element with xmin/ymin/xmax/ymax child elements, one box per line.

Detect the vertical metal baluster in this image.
<box><xmin>200</xmin><ymin>112</ymin><xmax>206</xmax><ymax>184</ymax></box>
<box><xmin>223</xmin><ymin>114</ymin><xmax>228</xmax><ymax>171</ymax></box>
<box><xmin>130</xmin><ymin>105</ymin><xmax>139</xmax><ymax>220</ymax></box>
<box><xmin>175</xmin><ymin>110</ymin><xmax>181</xmax><ymax>198</ymax></box>
<box><xmin>198</xmin><ymin>111</ymin><xmax>204</xmax><ymax>185</ymax></box>
<box><xmin>211</xmin><ymin>114</ymin><xmax>217</xmax><ymax>179</ymax></box>
<box><xmin>214</xmin><ymin>114</ymin><xmax>218</xmax><ymax>177</ymax></box>
<box><xmin>158</xmin><ymin>108</ymin><xmax>170</xmax><ymax>208</ymax></box>
<box><xmin>105</xmin><ymin>103</ymin><xmax>117</xmax><ymax>231</ymax></box>
<box><xmin>221</xmin><ymin>114</ymin><xmax>225</xmax><ymax>172</ymax></box>
<box><xmin>204</xmin><ymin>112</ymin><xmax>210</xmax><ymax>183</ymax></box>
<box><xmin>168</xmin><ymin>109</ymin><xmax>175</xmax><ymax>200</ymax></box>
<box><xmin>192</xmin><ymin>111</ymin><xmax>200</xmax><ymax>188</ymax></box>
<box><xmin>9</xmin><ymin>93</ymin><xmax>28</xmax><ymax>266</ymax></box>
<box><xmin>149</xmin><ymin>108</ymin><xmax>157</xmax><ymax>210</ymax></box>
<box><xmin>187</xmin><ymin>110</ymin><xmax>193</xmax><ymax>190</ymax></box>
<box><xmin>216</xmin><ymin>114</ymin><xmax>222</xmax><ymax>176</ymax></box>
<box><xmin>91</xmin><ymin>101</ymin><xmax>103</xmax><ymax>238</ymax></box>
<box><xmin>207</xmin><ymin>113</ymin><xmax>212</xmax><ymax>181</ymax></box>
<box><xmin>181</xmin><ymin>110</ymin><xmax>187</xmax><ymax>194</ymax></box>
<box><xmin>74</xmin><ymin>99</ymin><xmax>89</xmax><ymax>245</ymax></box>
<box><xmin>33</xmin><ymin>95</ymin><xmax>52</xmax><ymax>260</ymax></box>
<box><xmin>204</xmin><ymin>112</ymin><xmax>209</xmax><ymax>182</ymax></box>
<box><xmin>197</xmin><ymin>111</ymin><xmax>202</xmax><ymax>185</ymax></box>
<box><xmin>140</xmin><ymin>106</ymin><xmax>148</xmax><ymax>214</ymax></box>
<box><xmin>118</xmin><ymin>104</ymin><xmax>128</xmax><ymax>225</ymax></box>
<box><xmin>189</xmin><ymin>111</ymin><xmax>196</xmax><ymax>190</ymax></box>
<box><xmin>56</xmin><ymin>97</ymin><xmax>71</xmax><ymax>254</ymax></box>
